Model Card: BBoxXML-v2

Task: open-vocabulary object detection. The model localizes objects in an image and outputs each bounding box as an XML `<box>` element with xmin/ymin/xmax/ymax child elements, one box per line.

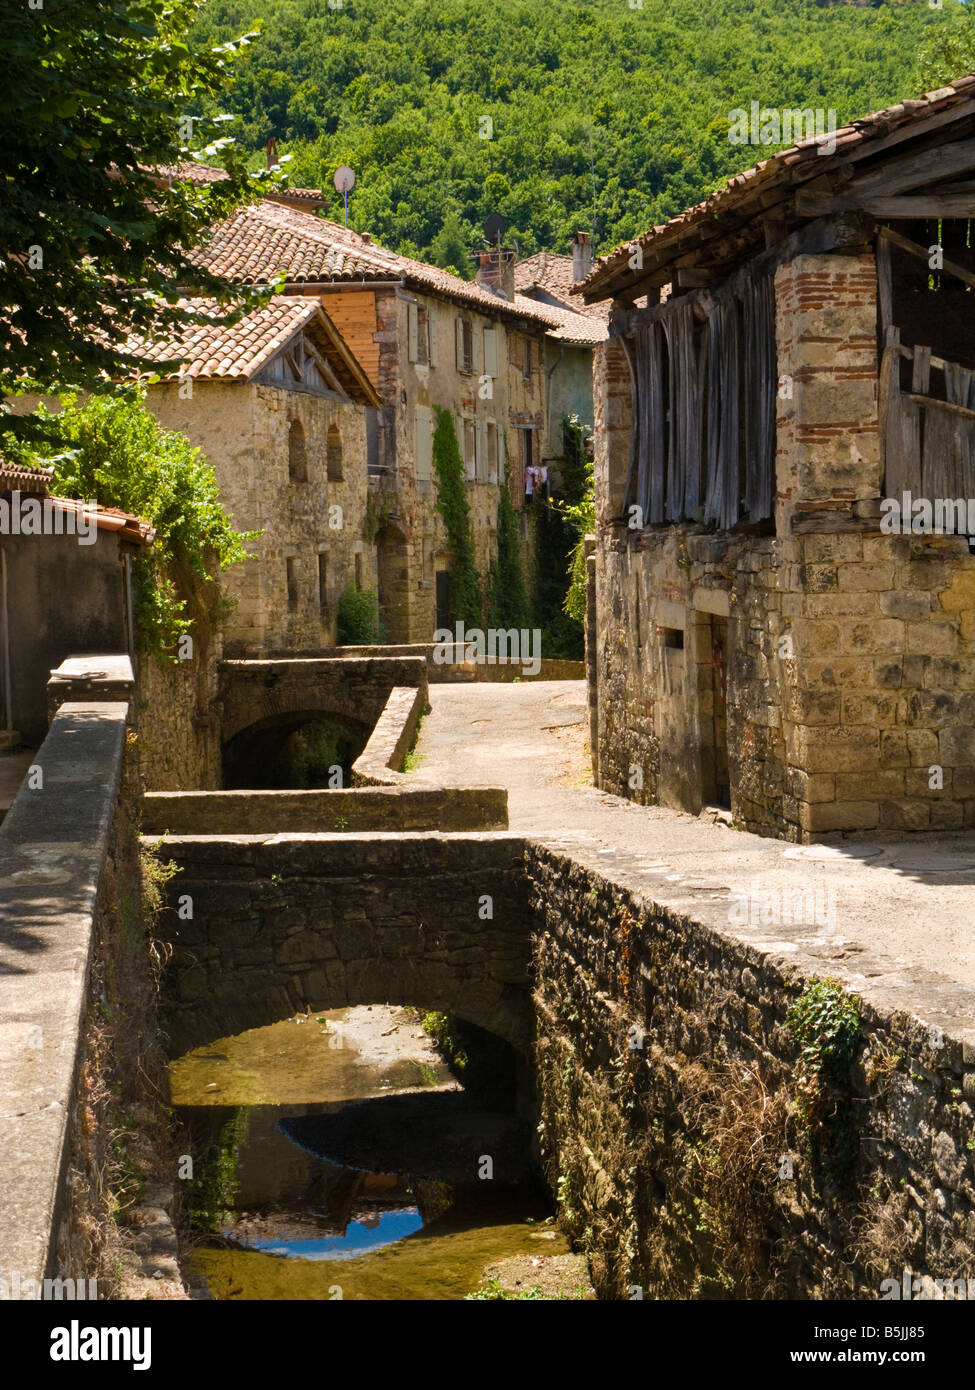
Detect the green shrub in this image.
<box><xmin>337</xmin><ymin>584</ymin><xmax>386</xmax><ymax>644</ymax></box>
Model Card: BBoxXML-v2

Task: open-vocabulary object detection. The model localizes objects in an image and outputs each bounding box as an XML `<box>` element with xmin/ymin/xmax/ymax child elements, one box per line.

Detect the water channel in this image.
<box><xmin>171</xmin><ymin>1005</ymin><xmax>577</xmax><ymax>1299</ymax></box>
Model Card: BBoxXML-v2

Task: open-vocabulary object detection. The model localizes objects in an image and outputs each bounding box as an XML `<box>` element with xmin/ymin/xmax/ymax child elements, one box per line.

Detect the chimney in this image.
<box><xmin>475</xmin><ymin>247</ymin><xmax>515</xmax><ymax>302</ymax></box>
<box><xmin>571</xmin><ymin>231</ymin><xmax>592</xmax><ymax>284</ymax></box>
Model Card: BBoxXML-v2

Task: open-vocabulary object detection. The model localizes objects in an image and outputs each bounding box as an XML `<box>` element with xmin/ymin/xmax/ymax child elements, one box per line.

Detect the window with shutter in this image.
<box><xmin>407</xmin><ymin>302</ymin><xmax>419</xmax><ymax>363</ymax></box>
<box><xmin>465</xmin><ymin>420</ymin><xmax>476</xmax><ymax>481</ymax></box>
<box><xmin>457</xmin><ymin>320</ymin><xmax>473</xmax><ymax>374</ymax></box>
<box><xmin>483</xmin><ymin>327</ymin><xmax>498</xmax><ymax>378</ymax></box>
<box><xmin>417</xmin><ymin>306</ymin><xmax>429</xmax><ymax>366</ymax></box>
<box><xmin>475</xmin><ymin>421</ymin><xmax>488</xmax><ymax>481</ymax></box>
<box><xmin>414</xmin><ymin>406</ymin><xmax>433</xmax><ymax>481</ymax></box>
<box><xmin>455</xmin><ymin>320</ymin><xmax>466</xmax><ymax>372</ymax></box>
<box><xmin>486</xmin><ymin>423</ymin><xmax>499</xmax><ymax>483</ymax></box>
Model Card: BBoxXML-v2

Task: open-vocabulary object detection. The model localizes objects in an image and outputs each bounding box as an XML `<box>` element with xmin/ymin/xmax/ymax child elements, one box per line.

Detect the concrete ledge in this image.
<box><xmin>261</xmin><ymin>644</ymin><xmax>585</xmax><ymax>684</ymax></box>
<box><xmin>142</xmin><ymin>785</ymin><xmax>508</xmax><ymax>834</ymax></box>
<box><xmin>0</xmin><ymin>700</ymin><xmax>128</xmax><ymax>1289</ymax></box>
<box><xmin>47</xmin><ymin>654</ymin><xmax>134</xmax><ymax>724</ymax></box>
<box><xmin>351</xmin><ymin>685</ymin><xmax>425</xmax><ymax>787</ymax></box>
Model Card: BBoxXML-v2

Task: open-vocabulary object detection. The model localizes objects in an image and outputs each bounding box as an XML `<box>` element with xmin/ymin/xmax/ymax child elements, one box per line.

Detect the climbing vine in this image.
<box><xmin>4</xmin><ymin>392</ymin><xmax>255</xmax><ymax>658</ymax></box>
<box><xmin>786</xmin><ymin>977</ymin><xmax>862</xmax><ymax>1187</ymax></box>
<box><xmin>486</xmin><ymin>433</ymin><xmax>530</xmax><ymax>630</ymax></box>
<box><xmin>431</xmin><ymin>405</ymin><xmax>481</xmax><ymax>627</ymax></box>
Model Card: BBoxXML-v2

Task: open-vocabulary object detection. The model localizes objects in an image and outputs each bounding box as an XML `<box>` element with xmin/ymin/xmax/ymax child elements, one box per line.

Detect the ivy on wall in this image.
<box><xmin>432</xmin><ymin>405</ymin><xmax>481</xmax><ymax>628</ymax></box>
<box><xmin>486</xmin><ymin>433</ymin><xmax>530</xmax><ymax>631</ymax></box>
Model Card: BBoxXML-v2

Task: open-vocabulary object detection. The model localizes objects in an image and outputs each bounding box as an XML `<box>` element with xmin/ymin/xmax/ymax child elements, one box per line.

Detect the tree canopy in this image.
<box><xmin>188</xmin><ymin>0</ymin><xmax>950</xmax><ymax>267</ymax></box>
<box><xmin>0</xmin><ymin>0</ymin><xmax>284</xmax><ymax>413</ymax></box>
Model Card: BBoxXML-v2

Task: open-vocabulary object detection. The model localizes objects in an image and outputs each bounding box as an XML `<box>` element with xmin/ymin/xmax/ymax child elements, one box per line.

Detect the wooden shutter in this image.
<box><xmin>463</xmin><ymin>419</ymin><xmax>476</xmax><ymax>481</ymax></box>
<box><xmin>475</xmin><ymin>420</ymin><xmax>487</xmax><ymax>481</ymax></box>
<box><xmin>455</xmin><ymin>320</ymin><xmax>465</xmax><ymax>371</ymax></box>
<box><xmin>428</xmin><ymin>309</ymin><xmax>438</xmax><ymax>367</ymax></box>
<box><xmin>486</xmin><ymin>423</ymin><xmax>498</xmax><ymax>483</ymax></box>
<box><xmin>483</xmin><ymin>327</ymin><xmax>498</xmax><ymax>378</ymax></box>
<box><xmin>407</xmin><ymin>302</ymin><xmax>419</xmax><ymax>363</ymax></box>
<box><xmin>414</xmin><ymin>406</ymin><xmax>432</xmax><ymax>481</ymax></box>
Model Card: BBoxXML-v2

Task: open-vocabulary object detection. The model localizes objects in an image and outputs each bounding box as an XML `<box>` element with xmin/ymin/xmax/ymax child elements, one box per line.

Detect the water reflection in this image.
<box><xmin>247</xmin><ymin>1207</ymin><xmax>425</xmax><ymax>1261</ymax></box>
<box><xmin>172</xmin><ymin>1008</ymin><xmax>563</xmax><ymax>1299</ymax></box>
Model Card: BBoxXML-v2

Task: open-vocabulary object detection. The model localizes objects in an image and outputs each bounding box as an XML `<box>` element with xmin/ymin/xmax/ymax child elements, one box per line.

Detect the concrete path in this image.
<box><xmin>413</xmin><ymin>680</ymin><xmax>975</xmax><ymax>999</ymax></box>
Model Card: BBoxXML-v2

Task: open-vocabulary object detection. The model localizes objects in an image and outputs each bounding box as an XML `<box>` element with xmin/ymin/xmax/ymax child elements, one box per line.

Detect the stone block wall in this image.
<box><xmin>155</xmin><ymin>833</ymin><xmax>534</xmax><ymax>1056</ymax></box>
<box><xmin>146</xmin><ymin>380</ymin><xmax>373</xmax><ymax>656</ymax></box>
<box><xmin>526</xmin><ymin>844</ymin><xmax>975</xmax><ymax>1300</ymax></box>
<box><xmin>369</xmin><ymin>286</ymin><xmax>546</xmax><ymax>643</ymax></box>
<box><xmin>591</xmin><ymin>250</ymin><xmax>975</xmax><ymax>840</ymax></box>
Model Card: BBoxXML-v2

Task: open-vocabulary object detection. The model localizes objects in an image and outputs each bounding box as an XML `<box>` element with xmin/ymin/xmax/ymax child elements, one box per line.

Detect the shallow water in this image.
<box><xmin>172</xmin><ymin>1008</ymin><xmax>567</xmax><ymax>1300</ymax></box>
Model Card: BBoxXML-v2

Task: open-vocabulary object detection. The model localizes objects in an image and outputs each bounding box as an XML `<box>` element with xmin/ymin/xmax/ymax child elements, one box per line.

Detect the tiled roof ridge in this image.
<box><xmin>197</xmin><ymin>200</ymin><xmax>602</xmax><ymax>336</ymax></box>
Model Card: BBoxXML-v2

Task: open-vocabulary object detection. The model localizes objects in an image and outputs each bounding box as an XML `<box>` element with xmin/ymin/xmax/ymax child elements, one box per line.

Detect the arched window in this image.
<box><xmin>288</xmin><ymin>419</ymin><xmax>307</xmax><ymax>482</ymax></box>
<box><xmin>327</xmin><ymin>423</ymin><xmax>343</xmax><ymax>482</ymax></box>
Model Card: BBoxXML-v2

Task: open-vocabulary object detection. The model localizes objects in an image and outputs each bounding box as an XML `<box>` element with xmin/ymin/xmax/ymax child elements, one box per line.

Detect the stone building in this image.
<box><xmin>515</xmin><ymin>232</ymin><xmax>610</xmax><ymax>456</ymax></box>
<box><xmin>134</xmin><ymin>295</ymin><xmax>380</xmax><ymax>656</ymax></box>
<box><xmin>190</xmin><ymin>193</ymin><xmax>601</xmax><ymax>641</ymax></box>
<box><xmin>0</xmin><ymin>460</ymin><xmax>153</xmax><ymax>747</ymax></box>
<box><xmin>581</xmin><ymin>75</ymin><xmax>975</xmax><ymax>840</ymax></box>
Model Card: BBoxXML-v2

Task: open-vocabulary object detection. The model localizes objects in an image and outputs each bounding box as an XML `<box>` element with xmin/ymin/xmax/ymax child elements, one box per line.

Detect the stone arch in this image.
<box><xmin>221</xmin><ymin>707</ymin><xmax>370</xmax><ymax>789</ymax></box>
<box><xmin>158</xmin><ymin>836</ymin><xmax>534</xmax><ymax>1061</ymax></box>
<box><xmin>166</xmin><ymin>970</ymin><xmax>530</xmax><ymax>1061</ymax></box>
<box><xmin>288</xmin><ymin>418</ymin><xmax>307</xmax><ymax>482</ymax></box>
<box><xmin>326</xmin><ymin>422</ymin><xmax>343</xmax><ymax>481</ymax></box>
<box><xmin>218</xmin><ymin>660</ymin><xmax>398</xmax><ymax>748</ymax></box>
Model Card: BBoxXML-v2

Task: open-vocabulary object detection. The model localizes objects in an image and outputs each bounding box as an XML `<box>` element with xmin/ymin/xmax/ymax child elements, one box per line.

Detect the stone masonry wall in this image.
<box><xmin>370</xmin><ymin>286</ymin><xmax>545</xmax><ymax>642</ymax></box>
<box><xmin>155</xmin><ymin>833</ymin><xmax>534</xmax><ymax>1056</ymax></box>
<box><xmin>592</xmin><ymin>252</ymin><xmax>975</xmax><ymax>840</ymax></box>
<box><xmin>526</xmin><ymin>843</ymin><xmax>975</xmax><ymax>1300</ymax></box>
<box><xmin>147</xmin><ymin>379</ymin><xmax>373</xmax><ymax>656</ymax></box>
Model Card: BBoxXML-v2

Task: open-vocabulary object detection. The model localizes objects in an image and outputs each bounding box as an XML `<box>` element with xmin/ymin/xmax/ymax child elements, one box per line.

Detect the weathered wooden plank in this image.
<box><xmin>798</xmin><ymin>191</ymin><xmax>975</xmax><ymax>217</ymax></box>
<box><xmin>912</xmin><ymin>345</ymin><xmax>932</xmax><ymax>395</ymax></box>
<box><xmin>847</xmin><ymin>136</ymin><xmax>975</xmax><ymax>197</ymax></box>
<box><xmin>877</xmin><ymin>233</ymin><xmax>893</xmax><ymax>337</ymax></box>
<box><xmin>909</xmin><ymin>391</ymin><xmax>975</xmax><ymax>423</ymax></box>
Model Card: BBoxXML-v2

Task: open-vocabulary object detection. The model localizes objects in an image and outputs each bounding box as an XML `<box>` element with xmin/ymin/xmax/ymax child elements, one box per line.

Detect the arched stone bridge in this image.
<box><xmin>154</xmin><ymin>832</ymin><xmax>533</xmax><ymax>1056</ymax></box>
<box><xmin>217</xmin><ymin>655</ymin><xmax>429</xmax><ymax>748</ymax></box>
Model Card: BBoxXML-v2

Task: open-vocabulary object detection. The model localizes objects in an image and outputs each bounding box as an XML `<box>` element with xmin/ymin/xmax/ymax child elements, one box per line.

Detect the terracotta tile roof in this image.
<box><xmin>50</xmin><ymin>499</ymin><xmax>156</xmax><ymax>547</ymax></box>
<box><xmin>0</xmin><ymin>462</ymin><xmax>54</xmax><ymax>493</ymax></box>
<box><xmin>153</xmin><ymin>161</ymin><xmax>326</xmax><ymax>204</ymax></box>
<box><xmin>156</xmin><ymin>160</ymin><xmax>231</xmax><ymax>185</ymax></box>
<box><xmin>0</xmin><ymin>459</ymin><xmax>155</xmax><ymax>544</ymax></box>
<box><xmin>513</xmin><ymin>294</ymin><xmax>608</xmax><ymax>345</ymax></box>
<box><xmin>123</xmin><ymin>295</ymin><xmax>380</xmax><ymax>406</ymax></box>
<box><xmin>192</xmin><ymin>201</ymin><xmax>599</xmax><ymax>341</ymax></box>
<box><xmin>515</xmin><ymin>252</ymin><xmax>609</xmax><ymax>321</ymax></box>
<box><xmin>583</xmin><ymin>73</ymin><xmax>975</xmax><ymax>300</ymax></box>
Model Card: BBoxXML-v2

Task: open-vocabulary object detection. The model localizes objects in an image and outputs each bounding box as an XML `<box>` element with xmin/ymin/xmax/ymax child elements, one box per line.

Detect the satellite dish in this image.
<box><xmin>483</xmin><ymin>212</ymin><xmax>508</xmax><ymax>243</ymax></box>
<box><xmin>334</xmin><ymin>166</ymin><xmax>356</xmax><ymax>194</ymax></box>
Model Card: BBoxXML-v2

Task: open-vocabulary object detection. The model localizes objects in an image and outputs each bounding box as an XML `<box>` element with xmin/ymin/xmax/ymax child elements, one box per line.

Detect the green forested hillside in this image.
<box><xmin>190</xmin><ymin>0</ymin><xmax>964</xmax><ymax>266</ymax></box>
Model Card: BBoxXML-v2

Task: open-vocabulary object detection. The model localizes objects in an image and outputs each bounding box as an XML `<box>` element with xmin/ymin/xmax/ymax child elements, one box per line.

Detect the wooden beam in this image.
<box><xmin>849</xmin><ymin>135</ymin><xmax>975</xmax><ymax>197</ymax></box>
<box><xmin>880</xmin><ymin>224</ymin><xmax>975</xmax><ymax>292</ymax></box>
<box><xmin>798</xmin><ymin>190</ymin><xmax>975</xmax><ymax>216</ymax></box>
<box><xmin>676</xmin><ymin>267</ymin><xmax>717</xmax><ymax>287</ymax></box>
<box><xmin>907</xmin><ymin>391</ymin><xmax>975</xmax><ymax>424</ymax></box>
<box><xmin>877</xmin><ymin>232</ymin><xmax>893</xmax><ymax>336</ymax></box>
